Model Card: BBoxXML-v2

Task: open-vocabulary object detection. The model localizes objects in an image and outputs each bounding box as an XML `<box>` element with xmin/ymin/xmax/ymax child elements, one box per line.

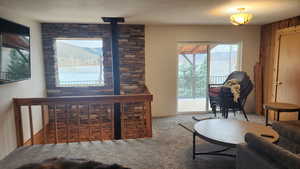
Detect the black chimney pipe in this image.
<box><xmin>102</xmin><ymin>17</ymin><xmax>125</xmax><ymax>140</ymax></box>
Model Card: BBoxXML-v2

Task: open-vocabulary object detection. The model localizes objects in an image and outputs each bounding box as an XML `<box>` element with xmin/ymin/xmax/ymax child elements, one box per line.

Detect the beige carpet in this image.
<box><xmin>0</xmin><ymin>113</ymin><xmax>265</xmax><ymax>169</ymax></box>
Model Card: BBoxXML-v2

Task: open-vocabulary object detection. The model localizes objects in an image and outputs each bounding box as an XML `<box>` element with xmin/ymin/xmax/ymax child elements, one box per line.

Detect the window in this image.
<box><xmin>54</xmin><ymin>38</ymin><xmax>104</xmax><ymax>87</ymax></box>
<box><xmin>209</xmin><ymin>44</ymin><xmax>240</xmax><ymax>84</ymax></box>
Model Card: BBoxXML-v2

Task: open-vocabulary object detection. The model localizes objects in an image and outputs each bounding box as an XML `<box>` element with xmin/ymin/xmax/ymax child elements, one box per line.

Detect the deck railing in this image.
<box><xmin>13</xmin><ymin>94</ymin><xmax>153</xmax><ymax>147</ymax></box>
<box><xmin>178</xmin><ymin>75</ymin><xmax>227</xmax><ymax>98</ymax></box>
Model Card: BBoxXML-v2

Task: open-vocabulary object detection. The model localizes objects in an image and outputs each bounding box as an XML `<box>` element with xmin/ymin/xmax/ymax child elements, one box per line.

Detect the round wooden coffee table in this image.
<box><xmin>192</xmin><ymin>119</ymin><xmax>279</xmax><ymax>159</ymax></box>
<box><xmin>264</xmin><ymin>102</ymin><xmax>300</xmax><ymax>126</ymax></box>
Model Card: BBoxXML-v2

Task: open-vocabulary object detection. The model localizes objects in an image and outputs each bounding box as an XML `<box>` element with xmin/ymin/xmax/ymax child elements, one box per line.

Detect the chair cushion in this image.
<box><xmin>208</xmin><ymin>87</ymin><xmax>221</xmax><ymax>96</ymax></box>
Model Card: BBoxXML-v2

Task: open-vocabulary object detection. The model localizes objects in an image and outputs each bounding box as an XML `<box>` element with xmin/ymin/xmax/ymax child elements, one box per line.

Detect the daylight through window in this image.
<box><xmin>55</xmin><ymin>38</ymin><xmax>104</xmax><ymax>87</ymax></box>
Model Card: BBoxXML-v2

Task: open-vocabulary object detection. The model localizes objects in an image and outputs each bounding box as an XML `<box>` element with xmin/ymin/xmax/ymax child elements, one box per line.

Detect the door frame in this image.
<box><xmin>176</xmin><ymin>41</ymin><xmax>242</xmax><ymax>113</ymax></box>
<box><xmin>272</xmin><ymin>25</ymin><xmax>300</xmax><ymax>102</ymax></box>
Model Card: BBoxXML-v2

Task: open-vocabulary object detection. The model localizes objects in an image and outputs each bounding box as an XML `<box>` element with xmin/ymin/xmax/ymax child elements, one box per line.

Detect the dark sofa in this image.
<box><xmin>236</xmin><ymin>121</ymin><xmax>300</xmax><ymax>169</ymax></box>
<box><xmin>272</xmin><ymin>121</ymin><xmax>300</xmax><ymax>154</ymax></box>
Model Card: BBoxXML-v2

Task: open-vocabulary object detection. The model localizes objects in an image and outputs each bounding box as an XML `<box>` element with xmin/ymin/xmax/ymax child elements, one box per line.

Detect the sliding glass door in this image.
<box><xmin>210</xmin><ymin>44</ymin><xmax>240</xmax><ymax>84</ymax></box>
<box><xmin>177</xmin><ymin>42</ymin><xmax>241</xmax><ymax>113</ymax></box>
<box><xmin>177</xmin><ymin>44</ymin><xmax>208</xmax><ymax>112</ymax></box>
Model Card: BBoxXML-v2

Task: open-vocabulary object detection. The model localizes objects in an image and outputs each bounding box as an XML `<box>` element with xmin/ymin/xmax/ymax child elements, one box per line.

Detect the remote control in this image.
<box><xmin>261</xmin><ymin>134</ymin><xmax>274</xmax><ymax>138</ymax></box>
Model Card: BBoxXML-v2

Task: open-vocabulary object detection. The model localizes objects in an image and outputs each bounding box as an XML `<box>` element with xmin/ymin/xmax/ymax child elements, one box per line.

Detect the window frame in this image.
<box><xmin>54</xmin><ymin>37</ymin><xmax>104</xmax><ymax>88</ymax></box>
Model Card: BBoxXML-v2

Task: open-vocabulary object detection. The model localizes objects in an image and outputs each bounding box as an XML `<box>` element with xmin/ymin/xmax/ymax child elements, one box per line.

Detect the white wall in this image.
<box><xmin>145</xmin><ymin>25</ymin><xmax>261</xmax><ymax>117</ymax></box>
<box><xmin>0</xmin><ymin>8</ymin><xmax>46</xmax><ymax>159</ymax></box>
<box><xmin>0</xmin><ymin>14</ymin><xmax>260</xmax><ymax>157</ymax></box>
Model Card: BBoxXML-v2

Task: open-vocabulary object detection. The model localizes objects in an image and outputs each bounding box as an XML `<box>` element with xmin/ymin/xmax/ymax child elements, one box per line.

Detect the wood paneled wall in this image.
<box><xmin>258</xmin><ymin>16</ymin><xmax>300</xmax><ymax>113</ymax></box>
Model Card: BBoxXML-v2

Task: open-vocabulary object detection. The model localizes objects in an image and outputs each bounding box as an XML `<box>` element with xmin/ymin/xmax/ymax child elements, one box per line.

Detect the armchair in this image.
<box><xmin>208</xmin><ymin>71</ymin><xmax>253</xmax><ymax>121</ymax></box>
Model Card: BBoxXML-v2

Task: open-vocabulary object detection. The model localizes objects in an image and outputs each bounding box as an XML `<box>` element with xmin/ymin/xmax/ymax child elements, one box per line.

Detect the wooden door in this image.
<box><xmin>272</xmin><ymin>26</ymin><xmax>300</xmax><ymax>120</ymax></box>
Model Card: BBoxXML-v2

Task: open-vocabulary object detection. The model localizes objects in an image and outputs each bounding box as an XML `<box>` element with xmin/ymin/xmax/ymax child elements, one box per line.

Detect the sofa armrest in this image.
<box><xmin>272</xmin><ymin>121</ymin><xmax>300</xmax><ymax>145</ymax></box>
<box><xmin>245</xmin><ymin>133</ymin><xmax>300</xmax><ymax>169</ymax></box>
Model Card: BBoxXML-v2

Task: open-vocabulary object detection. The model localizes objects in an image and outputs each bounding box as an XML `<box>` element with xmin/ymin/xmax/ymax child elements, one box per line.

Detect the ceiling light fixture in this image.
<box><xmin>230</xmin><ymin>8</ymin><xmax>253</xmax><ymax>26</ymax></box>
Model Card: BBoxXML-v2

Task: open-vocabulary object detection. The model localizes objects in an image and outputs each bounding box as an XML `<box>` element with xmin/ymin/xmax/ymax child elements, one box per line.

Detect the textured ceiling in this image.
<box><xmin>0</xmin><ymin>0</ymin><xmax>299</xmax><ymax>25</ymax></box>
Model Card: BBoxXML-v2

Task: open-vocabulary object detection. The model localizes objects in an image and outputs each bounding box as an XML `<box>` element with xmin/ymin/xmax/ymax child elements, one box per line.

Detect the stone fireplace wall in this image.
<box><xmin>41</xmin><ymin>23</ymin><xmax>149</xmax><ymax>140</ymax></box>
<box><xmin>41</xmin><ymin>23</ymin><xmax>146</xmax><ymax>96</ymax></box>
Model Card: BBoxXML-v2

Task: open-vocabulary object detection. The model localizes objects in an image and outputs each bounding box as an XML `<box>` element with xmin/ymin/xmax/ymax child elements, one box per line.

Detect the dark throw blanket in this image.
<box><xmin>15</xmin><ymin>157</ymin><xmax>131</xmax><ymax>169</ymax></box>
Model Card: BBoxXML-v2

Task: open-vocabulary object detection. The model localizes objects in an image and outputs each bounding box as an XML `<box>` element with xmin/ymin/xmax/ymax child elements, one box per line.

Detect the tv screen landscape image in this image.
<box><xmin>0</xmin><ymin>18</ymin><xmax>30</xmax><ymax>84</ymax></box>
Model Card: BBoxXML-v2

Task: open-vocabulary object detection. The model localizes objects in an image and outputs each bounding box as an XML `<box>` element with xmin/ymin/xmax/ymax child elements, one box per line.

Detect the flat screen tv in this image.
<box><xmin>0</xmin><ymin>18</ymin><xmax>30</xmax><ymax>84</ymax></box>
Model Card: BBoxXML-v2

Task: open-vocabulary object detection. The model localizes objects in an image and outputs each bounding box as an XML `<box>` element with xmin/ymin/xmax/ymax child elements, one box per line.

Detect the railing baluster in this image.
<box><xmin>77</xmin><ymin>105</ymin><xmax>80</xmax><ymax>142</ymax></box>
<box><xmin>121</xmin><ymin>103</ymin><xmax>125</xmax><ymax>139</ymax></box>
<box><xmin>88</xmin><ymin>104</ymin><xmax>91</xmax><ymax>141</ymax></box>
<box><xmin>54</xmin><ymin>105</ymin><xmax>58</xmax><ymax>144</ymax></box>
<box><xmin>111</xmin><ymin>104</ymin><xmax>114</xmax><ymax>140</ymax></box>
<box><xmin>41</xmin><ymin>105</ymin><xmax>47</xmax><ymax>144</ymax></box>
<box><xmin>66</xmin><ymin>104</ymin><xmax>69</xmax><ymax>143</ymax></box>
<box><xmin>28</xmin><ymin>105</ymin><xmax>34</xmax><ymax>145</ymax></box>
<box><xmin>13</xmin><ymin>101</ymin><xmax>24</xmax><ymax>147</ymax></box>
<box><xmin>98</xmin><ymin>105</ymin><xmax>102</xmax><ymax>141</ymax></box>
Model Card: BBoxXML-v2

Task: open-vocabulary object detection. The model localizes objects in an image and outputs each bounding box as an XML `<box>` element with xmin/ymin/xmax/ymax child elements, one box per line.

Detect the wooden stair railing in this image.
<box><xmin>13</xmin><ymin>94</ymin><xmax>153</xmax><ymax>147</ymax></box>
